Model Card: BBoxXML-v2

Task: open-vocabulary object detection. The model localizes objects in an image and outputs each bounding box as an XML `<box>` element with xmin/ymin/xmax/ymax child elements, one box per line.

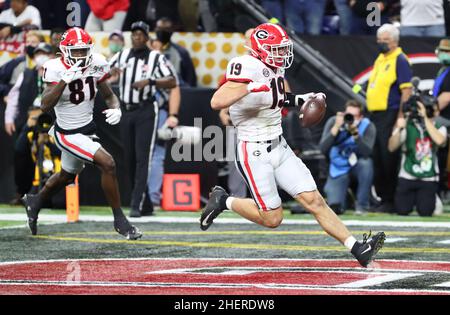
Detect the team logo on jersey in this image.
<box><xmin>253</xmin><ymin>150</ymin><xmax>261</xmax><ymax>157</ymax></box>
<box><xmin>263</xmin><ymin>68</ymin><xmax>270</xmax><ymax>77</ymax></box>
<box><xmin>255</xmin><ymin>30</ymin><xmax>269</xmax><ymax>40</ymax></box>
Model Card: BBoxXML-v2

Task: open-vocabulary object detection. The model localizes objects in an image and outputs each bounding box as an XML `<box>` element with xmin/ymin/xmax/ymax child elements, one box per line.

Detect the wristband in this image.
<box><xmin>148</xmin><ymin>79</ymin><xmax>156</xmax><ymax>86</ymax></box>
<box><xmin>169</xmin><ymin>113</ymin><xmax>178</xmax><ymax>118</ymax></box>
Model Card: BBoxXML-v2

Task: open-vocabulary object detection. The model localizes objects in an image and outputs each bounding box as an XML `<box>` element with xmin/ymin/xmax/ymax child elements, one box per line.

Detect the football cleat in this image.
<box><xmin>351</xmin><ymin>231</ymin><xmax>386</xmax><ymax>267</ymax></box>
<box><xmin>200</xmin><ymin>186</ymin><xmax>228</xmax><ymax>231</ymax></box>
<box><xmin>21</xmin><ymin>194</ymin><xmax>41</xmax><ymax>235</ymax></box>
<box><xmin>114</xmin><ymin>216</ymin><xmax>143</xmax><ymax>240</ymax></box>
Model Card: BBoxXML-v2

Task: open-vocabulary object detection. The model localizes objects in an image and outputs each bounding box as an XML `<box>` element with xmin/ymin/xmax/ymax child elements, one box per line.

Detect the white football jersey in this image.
<box><xmin>42</xmin><ymin>53</ymin><xmax>110</xmax><ymax>130</ymax></box>
<box><xmin>227</xmin><ymin>55</ymin><xmax>285</xmax><ymax>142</ymax></box>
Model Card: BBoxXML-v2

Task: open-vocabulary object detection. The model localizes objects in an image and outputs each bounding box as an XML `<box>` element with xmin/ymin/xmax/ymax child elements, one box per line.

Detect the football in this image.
<box><xmin>299</xmin><ymin>96</ymin><xmax>327</xmax><ymax>128</ymax></box>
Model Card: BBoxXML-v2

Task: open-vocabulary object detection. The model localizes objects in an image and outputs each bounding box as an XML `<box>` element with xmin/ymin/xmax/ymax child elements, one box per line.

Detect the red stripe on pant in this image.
<box><xmin>58</xmin><ymin>132</ymin><xmax>94</xmax><ymax>160</ymax></box>
<box><xmin>242</xmin><ymin>141</ymin><xmax>267</xmax><ymax>211</ymax></box>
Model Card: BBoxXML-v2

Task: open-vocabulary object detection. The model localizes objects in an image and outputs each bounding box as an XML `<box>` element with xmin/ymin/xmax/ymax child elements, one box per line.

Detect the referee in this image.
<box><xmin>109</xmin><ymin>21</ymin><xmax>176</xmax><ymax>217</ymax></box>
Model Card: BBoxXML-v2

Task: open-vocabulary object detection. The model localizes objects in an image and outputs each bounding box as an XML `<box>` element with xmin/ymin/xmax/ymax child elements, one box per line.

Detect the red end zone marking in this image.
<box><xmin>0</xmin><ymin>259</ymin><xmax>449</xmax><ymax>295</ymax></box>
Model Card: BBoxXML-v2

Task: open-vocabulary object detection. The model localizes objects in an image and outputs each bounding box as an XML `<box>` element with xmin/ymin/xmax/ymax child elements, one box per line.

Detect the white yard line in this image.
<box><xmin>0</xmin><ymin>213</ymin><xmax>450</xmax><ymax>228</ymax></box>
<box><xmin>384</xmin><ymin>237</ymin><xmax>409</xmax><ymax>243</ymax></box>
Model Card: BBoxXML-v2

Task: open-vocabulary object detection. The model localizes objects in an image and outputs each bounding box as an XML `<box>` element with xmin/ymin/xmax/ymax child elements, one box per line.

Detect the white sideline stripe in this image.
<box><xmin>334</xmin><ymin>273</ymin><xmax>421</xmax><ymax>288</ymax></box>
<box><xmin>0</xmin><ymin>222</ymin><xmax>62</xmax><ymax>230</ymax></box>
<box><xmin>434</xmin><ymin>281</ymin><xmax>450</xmax><ymax>287</ymax></box>
<box><xmin>384</xmin><ymin>237</ymin><xmax>408</xmax><ymax>243</ymax></box>
<box><xmin>0</xmin><ymin>213</ymin><xmax>450</xmax><ymax>228</ymax></box>
<box><xmin>437</xmin><ymin>240</ymin><xmax>450</xmax><ymax>244</ymax></box>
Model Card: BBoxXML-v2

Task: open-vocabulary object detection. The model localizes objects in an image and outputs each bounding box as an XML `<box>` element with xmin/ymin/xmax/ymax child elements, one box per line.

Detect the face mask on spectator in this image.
<box><xmin>377</xmin><ymin>42</ymin><xmax>390</xmax><ymax>54</ymax></box>
<box><xmin>109</xmin><ymin>43</ymin><xmax>123</xmax><ymax>54</ymax></box>
<box><xmin>156</xmin><ymin>30</ymin><xmax>173</xmax><ymax>44</ymax></box>
<box><xmin>438</xmin><ymin>52</ymin><xmax>450</xmax><ymax>65</ymax></box>
<box><xmin>34</xmin><ymin>55</ymin><xmax>51</xmax><ymax>68</ymax></box>
<box><xmin>25</xmin><ymin>45</ymin><xmax>36</xmax><ymax>58</ymax></box>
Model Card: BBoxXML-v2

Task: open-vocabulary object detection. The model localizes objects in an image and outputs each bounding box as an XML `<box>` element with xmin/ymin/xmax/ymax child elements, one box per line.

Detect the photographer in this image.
<box><xmin>388</xmin><ymin>99</ymin><xmax>447</xmax><ymax>217</ymax></box>
<box><xmin>319</xmin><ymin>100</ymin><xmax>376</xmax><ymax>215</ymax></box>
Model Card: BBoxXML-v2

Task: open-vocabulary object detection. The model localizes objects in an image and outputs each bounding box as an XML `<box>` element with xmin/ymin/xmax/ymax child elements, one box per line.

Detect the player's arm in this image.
<box><xmin>211</xmin><ymin>81</ymin><xmax>269</xmax><ymax>110</ymax></box>
<box><xmin>98</xmin><ymin>81</ymin><xmax>122</xmax><ymax>125</ymax></box>
<box><xmin>41</xmin><ymin>81</ymin><xmax>67</xmax><ymax>113</ymax></box>
<box><xmin>41</xmin><ymin>60</ymin><xmax>84</xmax><ymax>113</ymax></box>
<box><xmin>98</xmin><ymin>81</ymin><xmax>120</xmax><ymax>109</ymax></box>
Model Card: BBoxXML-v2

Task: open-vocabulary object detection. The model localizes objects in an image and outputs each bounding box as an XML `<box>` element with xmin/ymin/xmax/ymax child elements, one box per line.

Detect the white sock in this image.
<box><xmin>344</xmin><ymin>236</ymin><xmax>357</xmax><ymax>251</ymax></box>
<box><xmin>225</xmin><ymin>197</ymin><xmax>235</xmax><ymax>211</ymax></box>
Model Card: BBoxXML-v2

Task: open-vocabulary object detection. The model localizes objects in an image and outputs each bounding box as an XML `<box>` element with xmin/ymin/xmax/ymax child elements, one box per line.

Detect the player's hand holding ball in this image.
<box><xmin>61</xmin><ymin>60</ymin><xmax>83</xmax><ymax>84</ymax></box>
<box><xmin>299</xmin><ymin>92</ymin><xmax>327</xmax><ymax>127</ymax></box>
<box><xmin>103</xmin><ymin>108</ymin><xmax>122</xmax><ymax>125</ymax></box>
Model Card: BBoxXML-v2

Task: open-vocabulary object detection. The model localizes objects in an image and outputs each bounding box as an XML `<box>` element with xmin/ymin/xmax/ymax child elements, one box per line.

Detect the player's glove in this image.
<box><xmin>103</xmin><ymin>108</ymin><xmax>122</xmax><ymax>125</ymax></box>
<box><xmin>247</xmin><ymin>82</ymin><xmax>270</xmax><ymax>93</ymax></box>
<box><xmin>61</xmin><ymin>60</ymin><xmax>83</xmax><ymax>84</ymax></box>
<box><xmin>284</xmin><ymin>92</ymin><xmax>326</xmax><ymax>107</ymax></box>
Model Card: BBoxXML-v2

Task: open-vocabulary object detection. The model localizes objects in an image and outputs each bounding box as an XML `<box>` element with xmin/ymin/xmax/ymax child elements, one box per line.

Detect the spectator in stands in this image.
<box><xmin>32</xmin><ymin>0</ymin><xmax>69</xmax><ymax>30</ymax></box>
<box><xmin>123</xmin><ymin>0</ymin><xmax>180</xmax><ymax>31</ymax></box>
<box><xmin>333</xmin><ymin>0</ymin><xmax>352</xmax><ymax>35</ymax></box>
<box><xmin>153</xmin><ymin>17</ymin><xmax>197</xmax><ymax>87</ymax></box>
<box><xmin>0</xmin><ymin>30</ymin><xmax>43</xmax><ymax>103</ymax></box>
<box><xmin>261</xmin><ymin>0</ymin><xmax>327</xmax><ymax>35</ymax></box>
<box><xmin>4</xmin><ymin>43</ymin><xmax>54</xmax><ymax>205</ymax></box>
<box><xmin>49</xmin><ymin>28</ymin><xmax>65</xmax><ymax>55</ymax></box>
<box><xmin>259</xmin><ymin>0</ymin><xmax>285</xmax><ymax>25</ymax></box>
<box><xmin>349</xmin><ymin>0</ymin><xmax>389</xmax><ymax>35</ymax></box>
<box><xmin>434</xmin><ymin>38</ymin><xmax>450</xmax><ymax>120</ymax></box>
<box><xmin>366</xmin><ymin>23</ymin><xmax>412</xmax><ymax>213</ymax></box>
<box><xmin>283</xmin><ymin>0</ymin><xmax>327</xmax><ymax>35</ymax></box>
<box><xmin>319</xmin><ymin>100</ymin><xmax>376</xmax><ymax>215</ymax></box>
<box><xmin>0</xmin><ymin>0</ymin><xmax>41</xmax><ymax>39</ymax></box>
<box><xmin>431</xmin><ymin>38</ymin><xmax>450</xmax><ymax>199</ymax></box>
<box><xmin>85</xmin><ymin>0</ymin><xmax>129</xmax><ymax>32</ymax></box>
<box><xmin>400</xmin><ymin>0</ymin><xmax>445</xmax><ymax>37</ymax></box>
<box><xmin>108</xmin><ymin>30</ymin><xmax>125</xmax><ymax>59</ymax></box>
<box><xmin>388</xmin><ymin>100</ymin><xmax>446</xmax><ymax>216</ymax></box>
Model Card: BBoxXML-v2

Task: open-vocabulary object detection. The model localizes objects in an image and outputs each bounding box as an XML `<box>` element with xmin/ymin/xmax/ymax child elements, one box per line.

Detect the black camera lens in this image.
<box><xmin>344</xmin><ymin>113</ymin><xmax>354</xmax><ymax>125</ymax></box>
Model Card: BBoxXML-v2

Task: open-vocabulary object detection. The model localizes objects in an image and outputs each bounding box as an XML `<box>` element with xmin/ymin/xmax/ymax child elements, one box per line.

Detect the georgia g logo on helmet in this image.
<box><xmin>59</xmin><ymin>27</ymin><xmax>93</xmax><ymax>68</ymax></box>
<box><xmin>255</xmin><ymin>29</ymin><xmax>269</xmax><ymax>40</ymax></box>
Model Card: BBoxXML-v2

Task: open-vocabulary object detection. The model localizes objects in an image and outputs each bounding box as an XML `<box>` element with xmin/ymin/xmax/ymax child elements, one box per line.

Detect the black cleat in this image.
<box><xmin>200</xmin><ymin>186</ymin><xmax>228</xmax><ymax>231</ymax></box>
<box><xmin>351</xmin><ymin>231</ymin><xmax>386</xmax><ymax>267</ymax></box>
<box><xmin>21</xmin><ymin>194</ymin><xmax>41</xmax><ymax>235</ymax></box>
<box><xmin>114</xmin><ymin>216</ymin><xmax>143</xmax><ymax>240</ymax></box>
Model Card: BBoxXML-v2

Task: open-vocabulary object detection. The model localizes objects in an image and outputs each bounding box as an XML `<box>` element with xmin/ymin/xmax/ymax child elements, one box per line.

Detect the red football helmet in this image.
<box><xmin>59</xmin><ymin>27</ymin><xmax>93</xmax><ymax>68</ymax></box>
<box><xmin>248</xmin><ymin>23</ymin><xmax>293</xmax><ymax>69</ymax></box>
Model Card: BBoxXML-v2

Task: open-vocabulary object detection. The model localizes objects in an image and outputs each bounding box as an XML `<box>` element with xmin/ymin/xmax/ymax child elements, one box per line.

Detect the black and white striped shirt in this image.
<box><xmin>109</xmin><ymin>47</ymin><xmax>175</xmax><ymax>105</ymax></box>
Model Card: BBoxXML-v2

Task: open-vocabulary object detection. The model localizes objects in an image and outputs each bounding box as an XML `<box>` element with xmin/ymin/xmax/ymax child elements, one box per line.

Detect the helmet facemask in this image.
<box><xmin>262</xmin><ymin>40</ymin><xmax>293</xmax><ymax>69</ymax></box>
<box><xmin>60</xmin><ymin>45</ymin><xmax>93</xmax><ymax>68</ymax></box>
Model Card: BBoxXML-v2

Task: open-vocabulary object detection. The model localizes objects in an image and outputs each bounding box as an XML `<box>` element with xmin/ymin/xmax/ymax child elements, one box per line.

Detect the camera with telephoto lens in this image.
<box><xmin>35</xmin><ymin>113</ymin><xmax>53</xmax><ymax>133</ymax></box>
<box><xmin>343</xmin><ymin>113</ymin><xmax>355</xmax><ymax>131</ymax></box>
<box><xmin>403</xmin><ymin>77</ymin><xmax>436</xmax><ymax>121</ymax></box>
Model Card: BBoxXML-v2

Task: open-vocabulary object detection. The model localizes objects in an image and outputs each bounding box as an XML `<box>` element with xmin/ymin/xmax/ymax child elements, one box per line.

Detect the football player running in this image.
<box><xmin>200</xmin><ymin>23</ymin><xmax>385</xmax><ymax>267</ymax></box>
<box><xmin>22</xmin><ymin>27</ymin><xmax>142</xmax><ymax>240</ymax></box>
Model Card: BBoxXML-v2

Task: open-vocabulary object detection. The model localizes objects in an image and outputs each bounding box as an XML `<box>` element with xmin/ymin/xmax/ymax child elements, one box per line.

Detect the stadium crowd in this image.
<box><xmin>0</xmin><ymin>0</ymin><xmax>449</xmax><ymax>35</ymax></box>
<box><xmin>1</xmin><ymin>0</ymin><xmax>450</xmax><ymax>218</ymax></box>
